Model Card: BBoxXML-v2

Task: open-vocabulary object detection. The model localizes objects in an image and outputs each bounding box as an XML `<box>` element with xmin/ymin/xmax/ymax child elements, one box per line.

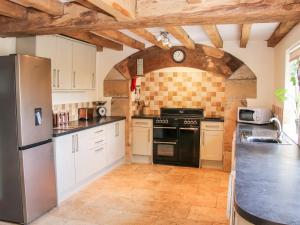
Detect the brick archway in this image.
<box><xmin>105</xmin><ymin>44</ymin><xmax>257</xmax><ymax>171</ymax></box>
<box><xmin>112</xmin><ymin>44</ymin><xmax>256</xmax><ymax>80</ymax></box>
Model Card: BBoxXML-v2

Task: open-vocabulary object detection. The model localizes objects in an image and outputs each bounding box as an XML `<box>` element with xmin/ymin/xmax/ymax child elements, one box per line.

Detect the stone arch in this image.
<box><xmin>104</xmin><ymin>44</ymin><xmax>257</xmax><ymax>171</ymax></box>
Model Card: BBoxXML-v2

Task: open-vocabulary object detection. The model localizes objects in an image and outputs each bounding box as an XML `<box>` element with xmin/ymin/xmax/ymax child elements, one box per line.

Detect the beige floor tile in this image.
<box><xmin>188</xmin><ymin>206</ymin><xmax>229</xmax><ymax>224</ymax></box>
<box><xmin>0</xmin><ymin>164</ymin><xmax>229</xmax><ymax>225</ymax></box>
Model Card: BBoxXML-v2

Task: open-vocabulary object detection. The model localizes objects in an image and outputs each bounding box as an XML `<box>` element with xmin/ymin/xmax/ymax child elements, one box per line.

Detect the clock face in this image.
<box><xmin>172</xmin><ymin>50</ymin><xmax>186</xmax><ymax>63</ymax></box>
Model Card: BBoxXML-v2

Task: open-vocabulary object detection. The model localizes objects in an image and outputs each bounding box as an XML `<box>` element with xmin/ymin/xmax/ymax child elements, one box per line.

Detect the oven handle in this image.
<box><xmin>153</xmin><ymin>141</ymin><xmax>177</xmax><ymax>145</ymax></box>
<box><xmin>179</xmin><ymin>127</ymin><xmax>199</xmax><ymax>131</ymax></box>
<box><xmin>153</xmin><ymin>126</ymin><xmax>177</xmax><ymax>129</ymax></box>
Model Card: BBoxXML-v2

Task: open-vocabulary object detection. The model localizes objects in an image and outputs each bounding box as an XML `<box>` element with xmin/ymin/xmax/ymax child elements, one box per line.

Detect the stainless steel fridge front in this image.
<box><xmin>0</xmin><ymin>54</ymin><xmax>57</xmax><ymax>224</ymax></box>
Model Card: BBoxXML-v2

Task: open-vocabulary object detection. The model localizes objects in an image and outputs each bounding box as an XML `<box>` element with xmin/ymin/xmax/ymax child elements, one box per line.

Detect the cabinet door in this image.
<box><xmin>36</xmin><ymin>35</ymin><xmax>58</xmax><ymax>89</ymax></box>
<box><xmin>106</xmin><ymin>123</ymin><xmax>116</xmax><ymax>165</ymax></box>
<box><xmin>201</xmin><ymin>130</ymin><xmax>223</xmax><ymax>161</ymax></box>
<box><xmin>56</xmin><ymin>37</ymin><xmax>73</xmax><ymax>90</ymax></box>
<box><xmin>54</xmin><ymin>134</ymin><xmax>76</xmax><ymax>196</ymax></box>
<box><xmin>75</xmin><ymin>130</ymin><xmax>95</xmax><ymax>183</ymax></box>
<box><xmin>88</xmin><ymin>45</ymin><xmax>96</xmax><ymax>90</ymax></box>
<box><xmin>132</xmin><ymin>126</ymin><xmax>152</xmax><ymax>156</ymax></box>
<box><xmin>73</xmin><ymin>41</ymin><xmax>95</xmax><ymax>90</ymax></box>
<box><xmin>115</xmin><ymin>120</ymin><xmax>125</xmax><ymax>160</ymax></box>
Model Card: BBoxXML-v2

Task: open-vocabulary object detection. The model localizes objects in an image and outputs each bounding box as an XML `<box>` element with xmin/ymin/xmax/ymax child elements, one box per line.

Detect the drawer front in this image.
<box><xmin>132</xmin><ymin>119</ymin><xmax>153</xmax><ymax>128</ymax></box>
<box><xmin>201</xmin><ymin>122</ymin><xmax>224</xmax><ymax>131</ymax></box>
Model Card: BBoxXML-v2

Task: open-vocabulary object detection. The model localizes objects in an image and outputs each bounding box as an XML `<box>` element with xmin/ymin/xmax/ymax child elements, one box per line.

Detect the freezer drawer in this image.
<box><xmin>19</xmin><ymin>142</ymin><xmax>57</xmax><ymax>223</ymax></box>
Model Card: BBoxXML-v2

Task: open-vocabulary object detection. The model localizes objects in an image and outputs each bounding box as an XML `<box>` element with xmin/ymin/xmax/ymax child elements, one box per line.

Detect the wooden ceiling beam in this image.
<box><xmin>240</xmin><ymin>24</ymin><xmax>252</xmax><ymax>48</ymax></box>
<box><xmin>165</xmin><ymin>26</ymin><xmax>195</xmax><ymax>49</ymax></box>
<box><xmin>9</xmin><ymin>0</ymin><xmax>63</xmax><ymax>16</ymax></box>
<box><xmin>201</xmin><ymin>25</ymin><xmax>223</xmax><ymax>48</ymax></box>
<box><xmin>63</xmin><ymin>31</ymin><xmax>123</xmax><ymax>51</ymax></box>
<box><xmin>267</xmin><ymin>21</ymin><xmax>299</xmax><ymax>47</ymax></box>
<box><xmin>79</xmin><ymin>0</ymin><xmax>136</xmax><ymax>20</ymax></box>
<box><xmin>0</xmin><ymin>0</ymin><xmax>27</xmax><ymax>19</ymax></box>
<box><xmin>92</xmin><ymin>30</ymin><xmax>145</xmax><ymax>50</ymax></box>
<box><xmin>129</xmin><ymin>28</ymin><xmax>169</xmax><ymax>50</ymax></box>
<box><xmin>1</xmin><ymin>2</ymin><xmax>300</xmax><ymax>36</ymax></box>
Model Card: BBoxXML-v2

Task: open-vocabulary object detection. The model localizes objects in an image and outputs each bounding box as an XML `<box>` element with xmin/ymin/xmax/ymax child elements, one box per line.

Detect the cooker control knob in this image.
<box><xmin>184</xmin><ymin>121</ymin><xmax>187</xmax><ymax>124</ymax></box>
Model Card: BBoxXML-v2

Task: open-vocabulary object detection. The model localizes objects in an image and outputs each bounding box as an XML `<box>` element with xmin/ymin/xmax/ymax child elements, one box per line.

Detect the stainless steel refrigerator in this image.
<box><xmin>0</xmin><ymin>54</ymin><xmax>57</xmax><ymax>224</ymax></box>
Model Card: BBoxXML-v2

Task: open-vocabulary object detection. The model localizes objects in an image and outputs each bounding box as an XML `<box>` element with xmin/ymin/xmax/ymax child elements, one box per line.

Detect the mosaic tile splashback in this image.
<box><xmin>53</xmin><ymin>101</ymin><xmax>96</xmax><ymax>122</ymax></box>
<box><xmin>133</xmin><ymin>70</ymin><xmax>226</xmax><ymax>117</ymax></box>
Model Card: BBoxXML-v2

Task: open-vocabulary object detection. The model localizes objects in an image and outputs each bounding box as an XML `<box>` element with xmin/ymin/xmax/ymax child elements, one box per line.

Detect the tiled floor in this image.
<box><xmin>0</xmin><ymin>164</ymin><xmax>229</xmax><ymax>225</ymax></box>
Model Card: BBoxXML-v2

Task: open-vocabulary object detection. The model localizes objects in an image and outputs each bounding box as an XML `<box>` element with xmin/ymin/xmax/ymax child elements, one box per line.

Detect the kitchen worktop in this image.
<box><xmin>53</xmin><ymin>116</ymin><xmax>126</xmax><ymax>137</ymax></box>
<box><xmin>235</xmin><ymin>123</ymin><xmax>300</xmax><ymax>225</ymax></box>
<box><xmin>132</xmin><ymin>114</ymin><xmax>224</xmax><ymax>122</ymax></box>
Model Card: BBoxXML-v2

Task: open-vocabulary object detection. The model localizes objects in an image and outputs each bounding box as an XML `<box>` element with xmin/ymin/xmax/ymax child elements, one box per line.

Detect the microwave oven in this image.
<box><xmin>237</xmin><ymin>107</ymin><xmax>272</xmax><ymax>124</ymax></box>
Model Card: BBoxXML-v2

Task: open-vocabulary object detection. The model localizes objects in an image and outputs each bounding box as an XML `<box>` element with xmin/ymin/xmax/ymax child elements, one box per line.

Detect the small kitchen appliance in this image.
<box><xmin>238</xmin><ymin>107</ymin><xmax>272</xmax><ymax>124</ymax></box>
<box><xmin>96</xmin><ymin>101</ymin><xmax>107</xmax><ymax>117</ymax></box>
<box><xmin>78</xmin><ymin>108</ymin><xmax>94</xmax><ymax>120</ymax></box>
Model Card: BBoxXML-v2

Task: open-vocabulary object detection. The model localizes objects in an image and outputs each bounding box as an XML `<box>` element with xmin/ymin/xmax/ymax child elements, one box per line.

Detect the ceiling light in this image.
<box><xmin>156</xmin><ymin>31</ymin><xmax>172</xmax><ymax>47</ymax></box>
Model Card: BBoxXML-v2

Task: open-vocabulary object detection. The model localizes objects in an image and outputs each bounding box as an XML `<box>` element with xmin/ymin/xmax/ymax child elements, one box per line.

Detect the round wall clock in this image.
<box><xmin>172</xmin><ymin>49</ymin><xmax>186</xmax><ymax>63</ymax></box>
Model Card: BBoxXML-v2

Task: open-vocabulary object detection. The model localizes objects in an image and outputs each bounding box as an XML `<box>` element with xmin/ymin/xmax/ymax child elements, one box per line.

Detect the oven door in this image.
<box><xmin>178</xmin><ymin>127</ymin><xmax>200</xmax><ymax>167</ymax></box>
<box><xmin>153</xmin><ymin>140</ymin><xmax>179</xmax><ymax>164</ymax></box>
<box><xmin>153</xmin><ymin>126</ymin><xmax>177</xmax><ymax>140</ymax></box>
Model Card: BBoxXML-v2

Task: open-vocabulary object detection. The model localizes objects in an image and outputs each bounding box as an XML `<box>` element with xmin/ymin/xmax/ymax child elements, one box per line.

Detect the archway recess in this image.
<box><xmin>104</xmin><ymin>44</ymin><xmax>257</xmax><ymax>172</ymax></box>
<box><xmin>110</xmin><ymin>44</ymin><xmax>256</xmax><ymax>80</ymax></box>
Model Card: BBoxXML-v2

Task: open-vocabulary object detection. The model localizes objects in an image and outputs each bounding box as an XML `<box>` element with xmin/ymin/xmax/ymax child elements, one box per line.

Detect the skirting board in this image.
<box><xmin>131</xmin><ymin>154</ymin><xmax>153</xmax><ymax>164</ymax></box>
<box><xmin>57</xmin><ymin>157</ymin><xmax>125</xmax><ymax>205</ymax></box>
<box><xmin>201</xmin><ymin>160</ymin><xmax>223</xmax><ymax>170</ymax></box>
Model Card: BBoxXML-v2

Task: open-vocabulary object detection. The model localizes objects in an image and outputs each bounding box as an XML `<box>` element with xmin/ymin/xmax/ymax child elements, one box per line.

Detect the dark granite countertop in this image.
<box><xmin>235</xmin><ymin>123</ymin><xmax>300</xmax><ymax>225</ymax></box>
<box><xmin>53</xmin><ymin>116</ymin><xmax>126</xmax><ymax>137</ymax></box>
<box><xmin>132</xmin><ymin>115</ymin><xmax>156</xmax><ymax>119</ymax></box>
<box><xmin>132</xmin><ymin>114</ymin><xmax>224</xmax><ymax>122</ymax></box>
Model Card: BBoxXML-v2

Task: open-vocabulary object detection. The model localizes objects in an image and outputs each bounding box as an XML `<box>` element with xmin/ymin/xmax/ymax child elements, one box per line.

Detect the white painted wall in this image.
<box><xmin>96</xmin><ymin>46</ymin><xmax>137</xmax><ymax>97</ymax></box>
<box><xmin>223</xmin><ymin>41</ymin><xmax>275</xmax><ymax>109</ymax></box>
<box><xmin>0</xmin><ymin>37</ymin><xmax>275</xmax><ymax>109</ymax></box>
<box><xmin>0</xmin><ymin>38</ymin><xmax>16</xmax><ymax>55</ymax></box>
<box><xmin>273</xmin><ymin>23</ymin><xmax>300</xmax><ymax>107</ymax></box>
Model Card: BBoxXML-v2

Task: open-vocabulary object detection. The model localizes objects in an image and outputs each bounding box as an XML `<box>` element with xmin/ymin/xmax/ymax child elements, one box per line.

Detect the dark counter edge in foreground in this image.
<box><xmin>234</xmin><ymin>123</ymin><xmax>299</xmax><ymax>225</ymax></box>
<box><xmin>53</xmin><ymin>116</ymin><xmax>126</xmax><ymax>137</ymax></box>
<box><xmin>132</xmin><ymin>115</ymin><xmax>224</xmax><ymax>122</ymax></box>
<box><xmin>234</xmin><ymin>202</ymin><xmax>285</xmax><ymax>225</ymax></box>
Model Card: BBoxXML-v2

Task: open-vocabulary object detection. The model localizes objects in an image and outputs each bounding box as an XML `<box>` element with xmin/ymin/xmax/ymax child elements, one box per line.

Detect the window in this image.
<box><xmin>282</xmin><ymin>45</ymin><xmax>300</xmax><ymax>143</ymax></box>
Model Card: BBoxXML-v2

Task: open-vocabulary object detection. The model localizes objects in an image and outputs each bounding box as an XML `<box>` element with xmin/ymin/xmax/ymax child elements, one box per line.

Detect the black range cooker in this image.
<box><xmin>153</xmin><ymin>108</ymin><xmax>204</xmax><ymax>168</ymax></box>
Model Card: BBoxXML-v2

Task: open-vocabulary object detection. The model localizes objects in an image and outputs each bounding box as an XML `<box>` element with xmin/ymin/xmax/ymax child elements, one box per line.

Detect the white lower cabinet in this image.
<box><xmin>132</xmin><ymin>119</ymin><xmax>153</xmax><ymax>156</ymax></box>
<box><xmin>54</xmin><ymin>120</ymin><xmax>125</xmax><ymax>203</ymax></box>
<box><xmin>200</xmin><ymin>122</ymin><xmax>224</xmax><ymax>161</ymax></box>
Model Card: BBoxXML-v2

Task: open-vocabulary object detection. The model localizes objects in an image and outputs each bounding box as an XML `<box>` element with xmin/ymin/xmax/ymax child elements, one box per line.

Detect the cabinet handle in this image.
<box><xmin>53</xmin><ymin>69</ymin><xmax>56</xmax><ymax>88</ymax></box>
<box><xmin>92</xmin><ymin>73</ymin><xmax>95</xmax><ymax>89</ymax></box>
<box><xmin>148</xmin><ymin>129</ymin><xmax>150</xmax><ymax>143</ymax></box>
<box><xmin>95</xmin><ymin>147</ymin><xmax>104</xmax><ymax>152</ymax></box>
<box><xmin>57</xmin><ymin>69</ymin><xmax>60</xmax><ymax>88</ymax></box>
<box><xmin>95</xmin><ymin>130</ymin><xmax>104</xmax><ymax>134</ymax></box>
<box><xmin>72</xmin><ymin>135</ymin><xmax>75</xmax><ymax>153</ymax></box>
<box><xmin>76</xmin><ymin>134</ymin><xmax>79</xmax><ymax>152</ymax></box>
<box><xmin>202</xmin><ymin>131</ymin><xmax>205</xmax><ymax>146</ymax></box>
<box><xmin>205</xmin><ymin>125</ymin><xmax>220</xmax><ymax>129</ymax></box>
<box><xmin>115</xmin><ymin>123</ymin><xmax>119</xmax><ymax>137</ymax></box>
<box><xmin>73</xmin><ymin>71</ymin><xmax>76</xmax><ymax>88</ymax></box>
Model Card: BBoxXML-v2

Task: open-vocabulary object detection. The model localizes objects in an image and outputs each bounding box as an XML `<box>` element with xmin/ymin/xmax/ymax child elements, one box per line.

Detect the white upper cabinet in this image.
<box><xmin>73</xmin><ymin>41</ymin><xmax>96</xmax><ymax>90</ymax></box>
<box><xmin>17</xmin><ymin>35</ymin><xmax>96</xmax><ymax>91</ymax></box>
<box><xmin>55</xmin><ymin>37</ymin><xmax>73</xmax><ymax>90</ymax></box>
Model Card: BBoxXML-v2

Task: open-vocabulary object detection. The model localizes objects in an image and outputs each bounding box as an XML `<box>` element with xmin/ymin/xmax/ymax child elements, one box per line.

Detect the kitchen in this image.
<box><xmin>0</xmin><ymin>1</ymin><xmax>300</xmax><ymax>225</ymax></box>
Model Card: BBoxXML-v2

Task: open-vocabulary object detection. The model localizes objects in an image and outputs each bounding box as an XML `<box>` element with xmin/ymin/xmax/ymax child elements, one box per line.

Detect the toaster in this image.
<box><xmin>78</xmin><ymin>108</ymin><xmax>94</xmax><ymax>120</ymax></box>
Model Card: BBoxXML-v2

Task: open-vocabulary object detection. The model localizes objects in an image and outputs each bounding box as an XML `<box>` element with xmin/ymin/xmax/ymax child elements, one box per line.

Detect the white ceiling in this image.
<box><xmin>120</xmin><ymin>23</ymin><xmax>279</xmax><ymax>48</ymax></box>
